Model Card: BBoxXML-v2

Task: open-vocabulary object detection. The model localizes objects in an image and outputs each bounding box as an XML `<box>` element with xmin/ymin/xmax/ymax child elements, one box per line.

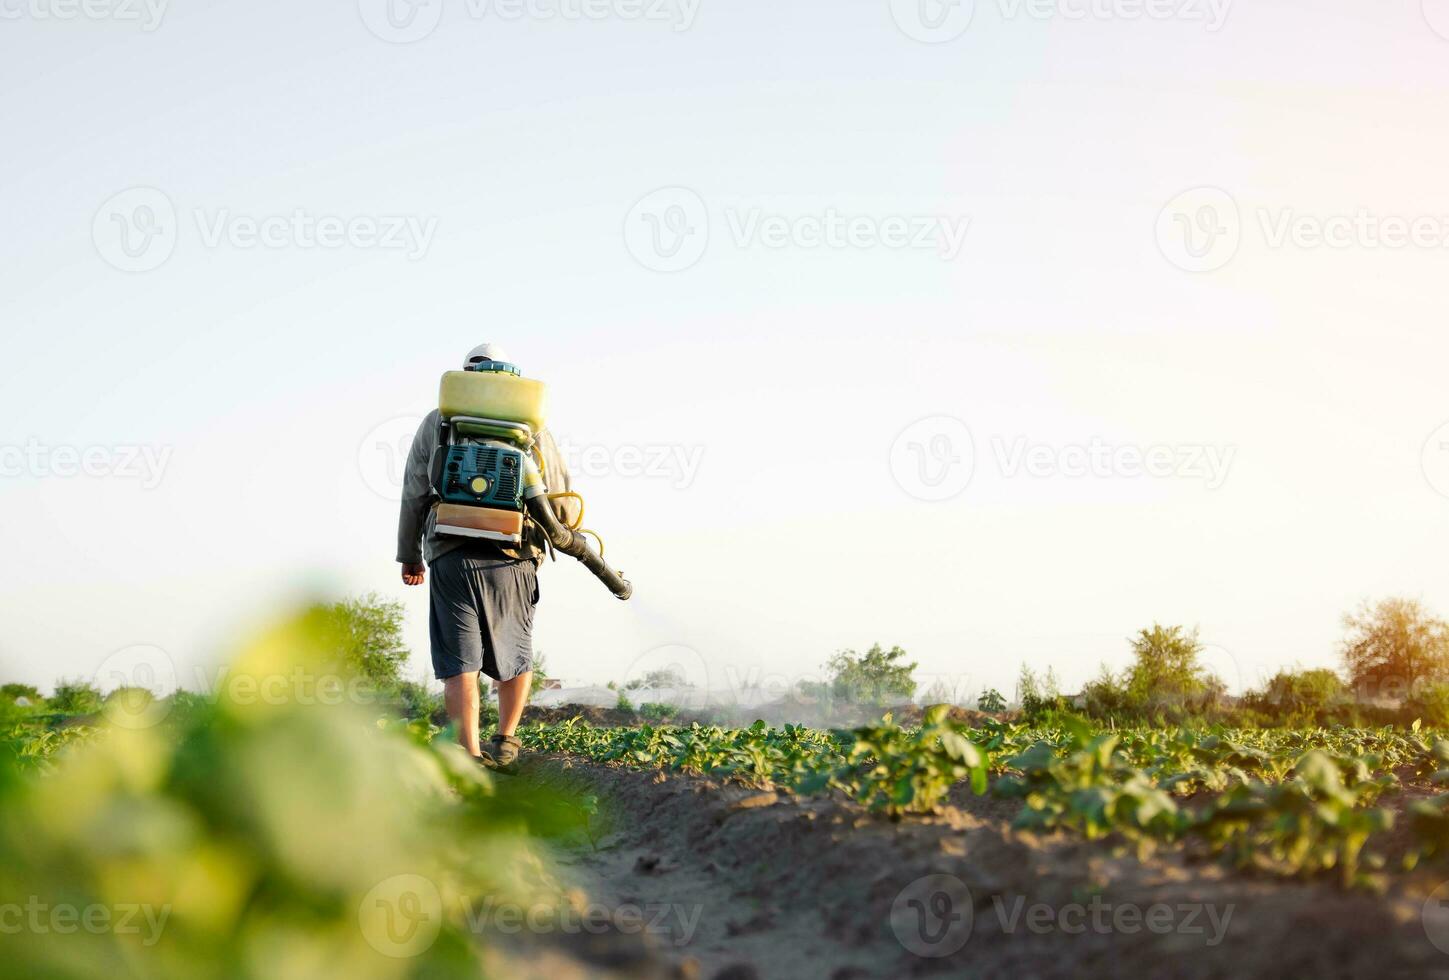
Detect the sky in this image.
<box><xmin>2</xmin><ymin>0</ymin><xmax>1448</xmax><ymax>706</ymax></box>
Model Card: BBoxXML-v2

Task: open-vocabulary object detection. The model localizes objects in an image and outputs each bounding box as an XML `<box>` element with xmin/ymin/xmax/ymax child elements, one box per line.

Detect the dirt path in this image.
<box><xmin>507</xmin><ymin>756</ymin><xmax>1449</xmax><ymax>979</ymax></box>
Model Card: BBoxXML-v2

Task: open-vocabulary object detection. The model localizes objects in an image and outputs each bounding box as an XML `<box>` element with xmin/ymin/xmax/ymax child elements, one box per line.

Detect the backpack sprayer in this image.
<box><xmin>429</xmin><ymin>361</ymin><xmax>633</xmax><ymax>600</ymax></box>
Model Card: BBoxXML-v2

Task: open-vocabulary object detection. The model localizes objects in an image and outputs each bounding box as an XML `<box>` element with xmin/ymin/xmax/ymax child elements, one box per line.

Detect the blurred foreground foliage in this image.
<box><xmin>0</xmin><ymin>606</ymin><xmax>570</xmax><ymax>980</ymax></box>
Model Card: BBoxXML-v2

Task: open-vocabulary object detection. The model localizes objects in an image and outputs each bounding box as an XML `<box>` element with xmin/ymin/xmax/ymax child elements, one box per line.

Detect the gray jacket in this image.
<box><xmin>396</xmin><ymin>408</ymin><xmax>580</xmax><ymax>565</ymax></box>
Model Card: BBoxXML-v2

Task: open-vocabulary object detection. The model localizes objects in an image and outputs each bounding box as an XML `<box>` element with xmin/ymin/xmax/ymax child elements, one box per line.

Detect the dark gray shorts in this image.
<box><xmin>428</xmin><ymin>551</ymin><xmax>539</xmax><ymax>682</ymax></box>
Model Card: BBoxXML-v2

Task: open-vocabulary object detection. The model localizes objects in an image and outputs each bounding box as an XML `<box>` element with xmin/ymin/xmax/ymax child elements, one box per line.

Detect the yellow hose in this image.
<box><xmin>545</xmin><ymin>491</ymin><xmax>585</xmax><ymax>530</ymax></box>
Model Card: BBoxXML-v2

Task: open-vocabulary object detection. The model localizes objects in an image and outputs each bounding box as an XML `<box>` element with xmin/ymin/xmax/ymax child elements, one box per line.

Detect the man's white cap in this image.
<box><xmin>463</xmin><ymin>342</ymin><xmax>511</xmax><ymax>368</ymax></box>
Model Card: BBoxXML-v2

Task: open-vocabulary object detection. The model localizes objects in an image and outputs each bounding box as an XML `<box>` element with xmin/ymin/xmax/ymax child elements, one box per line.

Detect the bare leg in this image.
<box><xmin>496</xmin><ymin>672</ymin><xmax>532</xmax><ymax>737</ymax></box>
<box><xmin>443</xmin><ymin>672</ymin><xmax>481</xmax><ymax>756</ymax></box>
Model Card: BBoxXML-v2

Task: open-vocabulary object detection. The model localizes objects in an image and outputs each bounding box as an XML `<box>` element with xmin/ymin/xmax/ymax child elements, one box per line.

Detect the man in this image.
<box><xmin>396</xmin><ymin>343</ymin><xmax>579</xmax><ymax>767</ymax></box>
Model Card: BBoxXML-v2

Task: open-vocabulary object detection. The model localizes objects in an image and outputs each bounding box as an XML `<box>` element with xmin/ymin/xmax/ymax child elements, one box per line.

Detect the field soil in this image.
<box><xmin>489</xmin><ymin>754</ymin><xmax>1449</xmax><ymax>980</ymax></box>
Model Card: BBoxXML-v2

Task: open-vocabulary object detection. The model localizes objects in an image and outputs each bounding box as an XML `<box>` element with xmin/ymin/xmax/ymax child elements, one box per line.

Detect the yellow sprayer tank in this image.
<box><xmin>438</xmin><ymin>370</ymin><xmax>548</xmax><ymax>432</ymax></box>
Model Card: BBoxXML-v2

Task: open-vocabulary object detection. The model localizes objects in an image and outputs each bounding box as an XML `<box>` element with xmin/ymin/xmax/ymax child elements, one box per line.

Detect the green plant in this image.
<box><xmin>49</xmin><ymin>677</ymin><xmax>102</xmax><ymax>715</ymax></box>
<box><xmin>977</xmin><ymin>688</ymin><xmax>1007</xmax><ymax>713</ymax></box>
<box><xmin>322</xmin><ymin>592</ymin><xmax>411</xmax><ymax>693</ymax></box>
<box><xmin>0</xmin><ymin>683</ymin><xmax>43</xmax><ymax>706</ymax></box>
<box><xmin>825</xmin><ymin>643</ymin><xmax>918</xmax><ymax>706</ymax></box>
<box><xmin>1342</xmin><ymin>596</ymin><xmax>1449</xmax><ymax>701</ymax></box>
<box><xmin>615</xmin><ymin>691</ymin><xmax>635</xmax><ymax>713</ymax></box>
<box><xmin>639</xmin><ymin>702</ymin><xmax>678</xmax><ymax>722</ymax></box>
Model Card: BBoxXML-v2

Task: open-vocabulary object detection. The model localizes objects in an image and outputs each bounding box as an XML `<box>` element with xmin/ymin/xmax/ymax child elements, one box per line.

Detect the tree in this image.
<box><xmin>1252</xmin><ymin>668</ymin><xmax>1345</xmax><ymax>713</ymax></box>
<box><xmin>1081</xmin><ymin>663</ymin><xmax>1130</xmax><ymax>718</ymax></box>
<box><xmin>49</xmin><ymin>678</ymin><xmax>102</xmax><ymax>715</ymax></box>
<box><xmin>0</xmin><ymin>683</ymin><xmax>43</xmax><ymax>705</ymax></box>
<box><xmin>826</xmin><ymin>644</ymin><xmax>917</xmax><ymax>706</ymax></box>
<box><xmin>322</xmin><ymin>593</ymin><xmax>410</xmax><ymax>692</ymax></box>
<box><xmin>1341</xmin><ymin>597</ymin><xmax>1449</xmax><ymax>701</ymax></box>
<box><xmin>1125</xmin><ymin>624</ymin><xmax>1211</xmax><ymax>704</ymax></box>
<box><xmin>625</xmin><ymin>667</ymin><xmax>691</xmax><ymax>691</ymax></box>
<box><xmin>976</xmin><ymin>688</ymin><xmax>1007</xmax><ymax>713</ymax></box>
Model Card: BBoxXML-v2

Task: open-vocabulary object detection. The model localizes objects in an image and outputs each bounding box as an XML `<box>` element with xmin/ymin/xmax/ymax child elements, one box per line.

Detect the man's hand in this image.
<box><xmin>401</xmin><ymin>562</ymin><xmax>426</xmax><ymax>586</ymax></box>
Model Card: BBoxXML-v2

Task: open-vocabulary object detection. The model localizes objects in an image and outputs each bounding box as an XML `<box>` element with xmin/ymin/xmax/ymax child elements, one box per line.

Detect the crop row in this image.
<box><xmin>520</xmin><ymin>709</ymin><xmax>1449</xmax><ymax>887</ymax></box>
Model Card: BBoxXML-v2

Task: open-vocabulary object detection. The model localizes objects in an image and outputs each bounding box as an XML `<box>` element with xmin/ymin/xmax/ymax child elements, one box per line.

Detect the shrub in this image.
<box><xmin>826</xmin><ymin>644</ymin><xmax>917</xmax><ymax>707</ymax></box>
<box><xmin>1244</xmin><ymin>668</ymin><xmax>1345</xmax><ymax>719</ymax></box>
<box><xmin>397</xmin><ymin>680</ymin><xmax>447</xmax><ymax>726</ymax></box>
<box><xmin>977</xmin><ymin>688</ymin><xmax>1007</xmax><ymax>713</ymax></box>
<box><xmin>48</xmin><ymin>678</ymin><xmax>102</xmax><ymax>716</ymax></box>
<box><xmin>322</xmin><ymin>593</ymin><xmax>410</xmax><ymax>693</ymax></box>
<box><xmin>0</xmin><ymin>684</ymin><xmax>43</xmax><ymax>707</ymax></box>
<box><xmin>1406</xmin><ymin>681</ymin><xmax>1449</xmax><ymax>728</ymax></box>
<box><xmin>615</xmin><ymin>691</ymin><xmax>635</xmax><ymax>713</ymax></box>
<box><xmin>639</xmin><ymin>702</ymin><xmax>678</xmax><ymax>722</ymax></box>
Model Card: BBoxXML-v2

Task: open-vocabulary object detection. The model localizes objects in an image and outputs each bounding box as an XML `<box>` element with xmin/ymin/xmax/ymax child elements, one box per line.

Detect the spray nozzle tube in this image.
<box><xmin>522</xmin><ymin>457</ymin><xmax>632</xmax><ymax>600</ymax></box>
